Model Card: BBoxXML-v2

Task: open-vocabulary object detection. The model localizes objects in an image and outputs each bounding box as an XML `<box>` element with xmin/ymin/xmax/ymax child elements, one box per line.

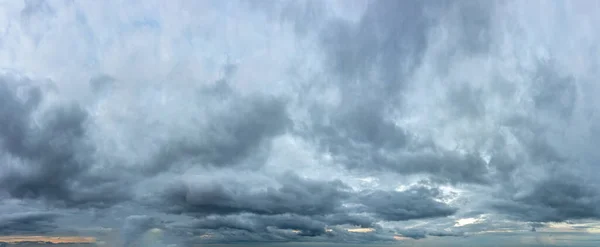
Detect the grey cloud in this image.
<box><xmin>121</xmin><ymin>215</ymin><xmax>162</xmax><ymax>247</ymax></box>
<box><xmin>493</xmin><ymin>175</ymin><xmax>600</xmax><ymax>222</ymax></box>
<box><xmin>318</xmin><ymin>0</ymin><xmax>494</xmax><ymax>92</ymax></box>
<box><xmin>312</xmin><ymin>122</ymin><xmax>491</xmax><ymax>184</ymax></box>
<box><xmin>149</xmin><ymin>172</ymin><xmax>455</xmax><ymax>243</ymax></box>
<box><xmin>391</xmin><ymin>212</ymin><xmax>528</xmax><ymax>239</ymax></box>
<box><xmin>428</xmin><ymin>231</ymin><xmax>465</xmax><ymax>237</ymax></box>
<box><xmin>487</xmin><ymin>152</ymin><xmax>519</xmax><ymax>182</ymax></box>
<box><xmin>332</xmin><ymin>105</ymin><xmax>409</xmax><ymax>150</ymax></box>
<box><xmin>170</xmin><ymin>214</ymin><xmax>396</xmax><ymax>244</ymax></box>
<box><xmin>395</xmin><ymin>228</ymin><xmax>465</xmax><ymax>240</ymax></box>
<box><xmin>19</xmin><ymin>0</ymin><xmax>56</xmax><ymax>51</ymax></box>
<box><xmin>386</xmin><ymin>151</ymin><xmax>490</xmax><ymax>185</ymax></box>
<box><xmin>321</xmin><ymin>227</ymin><xmax>397</xmax><ymax>244</ymax></box>
<box><xmin>200</xmin><ymin>214</ymin><xmax>327</xmax><ymax>237</ymax></box>
<box><xmin>396</xmin><ymin>228</ymin><xmax>427</xmax><ymax>239</ymax></box>
<box><xmin>318</xmin><ymin>214</ymin><xmax>375</xmax><ymax>229</ymax></box>
<box><xmin>357</xmin><ymin>188</ymin><xmax>456</xmax><ymax>221</ymax></box>
<box><xmin>0</xmin><ymin>212</ymin><xmax>59</xmax><ymax>235</ymax></box>
<box><xmin>89</xmin><ymin>74</ymin><xmax>116</xmax><ymax>95</ymax></box>
<box><xmin>532</xmin><ymin>61</ymin><xmax>577</xmax><ymax>119</ymax></box>
<box><xmin>157</xmin><ymin>171</ymin><xmax>455</xmax><ymax>222</ymax></box>
<box><xmin>21</xmin><ymin>0</ymin><xmax>54</xmax><ymax>17</ymax></box>
<box><xmin>448</xmin><ymin>1</ymin><xmax>495</xmax><ymax>54</ymax></box>
<box><xmin>446</xmin><ymin>83</ymin><xmax>485</xmax><ymax>119</ymax></box>
<box><xmin>0</xmin><ymin>74</ymin><xmax>128</xmax><ymax>208</ymax></box>
<box><xmin>319</xmin><ymin>1</ymin><xmax>441</xmax><ymax>85</ymax></box>
<box><xmin>485</xmin><ymin>57</ymin><xmax>600</xmax><ymax>224</ymax></box>
<box><xmin>306</xmin><ymin>0</ymin><xmax>494</xmax><ymax>185</ymax></box>
<box><xmin>4</xmin><ymin>0</ymin><xmax>600</xmax><ymax>245</ymax></box>
<box><xmin>247</xmin><ymin>0</ymin><xmax>327</xmax><ymax>37</ymax></box>
<box><xmin>168</xmin><ymin>214</ymin><xmax>322</xmax><ymax>243</ymax></box>
<box><xmin>146</xmin><ymin>81</ymin><xmax>291</xmax><ymax>174</ymax></box>
<box><xmin>157</xmin><ymin>172</ymin><xmax>352</xmax><ymax>217</ymax></box>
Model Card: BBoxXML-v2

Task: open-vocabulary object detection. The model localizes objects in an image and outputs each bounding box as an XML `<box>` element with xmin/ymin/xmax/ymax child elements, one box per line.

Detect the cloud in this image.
<box><xmin>169</xmin><ymin>213</ymin><xmax>397</xmax><ymax>244</ymax></box>
<box><xmin>493</xmin><ymin>175</ymin><xmax>600</xmax><ymax>222</ymax></box>
<box><xmin>141</xmin><ymin>171</ymin><xmax>455</xmax><ymax>243</ymax></box>
<box><xmin>147</xmin><ymin>82</ymin><xmax>292</xmax><ymax>172</ymax></box>
<box><xmin>0</xmin><ymin>212</ymin><xmax>59</xmax><ymax>235</ymax></box>
<box><xmin>0</xmin><ymin>73</ymin><xmax>128</xmax><ymax>208</ymax></box>
<box><xmin>306</xmin><ymin>0</ymin><xmax>496</xmax><ymax>185</ymax></box>
<box><xmin>156</xmin><ymin>172</ymin><xmax>352</xmax><ymax>217</ymax></box>
<box><xmin>1</xmin><ymin>0</ymin><xmax>600</xmax><ymax>246</ymax></box>
<box><xmin>149</xmin><ymin>172</ymin><xmax>454</xmax><ymax>242</ymax></box>
<box><xmin>427</xmin><ymin>231</ymin><xmax>465</xmax><ymax>237</ymax></box>
<box><xmin>121</xmin><ymin>215</ymin><xmax>162</xmax><ymax>247</ymax></box>
<box><xmin>357</xmin><ymin>188</ymin><xmax>456</xmax><ymax>221</ymax></box>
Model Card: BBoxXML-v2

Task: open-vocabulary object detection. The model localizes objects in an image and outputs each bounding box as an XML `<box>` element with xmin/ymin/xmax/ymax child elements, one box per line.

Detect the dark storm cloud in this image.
<box><xmin>0</xmin><ymin>74</ymin><xmax>127</xmax><ymax>208</ymax></box>
<box><xmin>167</xmin><ymin>214</ymin><xmax>320</xmax><ymax>244</ymax></box>
<box><xmin>1</xmin><ymin>71</ymin><xmax>291</xmax><ymax>208</ymax></box>
<box><xmin>189</xmin><ymin>214</ymin><xmax>328</xmax><ymax>237</ymax></box>
<box><xmin>169</xmin><ymin>214</ymin><xmax>396</xmax><ymax>244</ymax></box>
<box><xmin>157</xmin><ymin>171</ymin><xmax>455</xmax><ymax>221</ymax></box>
<box><xmin>493</xmin><ymin>175</ymin><xmax>600</xmax><ymax>222</ymax></box>
<box><xmin>151</xmin><ymin>172</ymin><xmax>456</xmax><ymax>242</ymax></box>
<box><xmin>0</xmin><ymin>212</ymin><xmax>59</xmax><ymax>235</ymax></box>
<box><xmin>157</xmin><ymin>172</ymin><xmax>352</xmax><ymax>216</ymax></box>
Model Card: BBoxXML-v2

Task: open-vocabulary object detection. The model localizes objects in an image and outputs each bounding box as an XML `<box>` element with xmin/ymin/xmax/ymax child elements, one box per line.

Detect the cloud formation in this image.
<box><xmin>0</xmin><ymin>212</ymin><xmax>59</xmax><ymax>235</ymax></box>
<box><xmin>1</xmin><ymin>0</ymin><xmax>600</xmax><ymax>246</ymax></box>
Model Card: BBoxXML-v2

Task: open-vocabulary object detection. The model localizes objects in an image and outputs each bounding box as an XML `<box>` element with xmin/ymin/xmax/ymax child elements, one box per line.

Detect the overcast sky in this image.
<box><xmin>1</xmin><ymin>0</ymin><xmax>600</xmax><ymax>246</ymax></box>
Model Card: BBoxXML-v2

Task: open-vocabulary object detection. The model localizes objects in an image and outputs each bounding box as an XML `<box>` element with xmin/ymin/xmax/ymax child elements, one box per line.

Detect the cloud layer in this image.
<box><xmin>1</xmin><ymin>0</ymin><xmax>600</xmax><ymax>246</ymax></box>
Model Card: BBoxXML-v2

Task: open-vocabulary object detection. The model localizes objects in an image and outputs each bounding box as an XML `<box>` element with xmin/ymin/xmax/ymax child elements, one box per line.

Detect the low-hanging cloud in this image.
<box><xmin>0</xmin><ymin>212</ymin><xmax>59</xmax><ymax>235</ymax></box>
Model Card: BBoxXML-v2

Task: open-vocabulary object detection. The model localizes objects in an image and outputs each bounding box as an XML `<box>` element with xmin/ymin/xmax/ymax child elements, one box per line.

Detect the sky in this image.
<box><xmin>1</xmin><ymin>0</ymin><xmax>600</xmax><ymax>246</ymax></box>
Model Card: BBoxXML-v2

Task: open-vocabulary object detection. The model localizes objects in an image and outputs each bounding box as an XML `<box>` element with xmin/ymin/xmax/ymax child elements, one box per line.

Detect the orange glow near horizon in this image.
<box><xmin>347</xmin><ymin>228</ymin><xmax>375</xmax><ymax>233</ymax></box>
<box><xmin>394</xmin><ymin>235</ymin><xmax>411</xmax><ymax>241</ymax></box>
<box><xmin>0</xmin><ymin>236</ymin><xmax>96</xmax><ymax>244</ymax></box>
